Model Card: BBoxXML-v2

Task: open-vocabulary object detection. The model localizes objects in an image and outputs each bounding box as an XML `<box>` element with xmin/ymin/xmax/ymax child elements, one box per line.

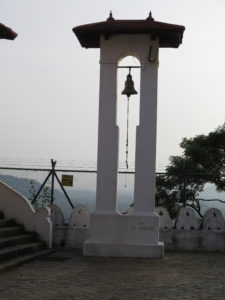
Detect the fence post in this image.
<box><xmin>31</xmin><ymin>171</ymin><xmax>52</xmax><ymax>205</ymax></box>
<box><xmin>50</xmin><ymin>159</ymin><xmax>56</xmax><ymax>204</ymax></box>
<box><xmin>183</xmin><ymin>172</ymin><xmax>186</xmax><ymax>207</ymax></box>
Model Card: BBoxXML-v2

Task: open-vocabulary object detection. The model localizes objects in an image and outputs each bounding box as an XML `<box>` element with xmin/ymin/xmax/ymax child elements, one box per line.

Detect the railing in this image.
<box><xmin>0</xmin><ymin>162</ymin><xmax>224</xmax><ymax>220</ymax></box>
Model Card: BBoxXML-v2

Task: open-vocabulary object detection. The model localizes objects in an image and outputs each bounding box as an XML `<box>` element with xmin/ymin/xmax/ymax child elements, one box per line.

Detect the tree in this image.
<box><xmin>28</xmin><ymin>180</ymin><xmax>51</xmax><ymax>210</ymax></box>
<box><xmin>156</xmin><ymin>123</ymin><xmax>225</xmax><ymax>218</ymax></box>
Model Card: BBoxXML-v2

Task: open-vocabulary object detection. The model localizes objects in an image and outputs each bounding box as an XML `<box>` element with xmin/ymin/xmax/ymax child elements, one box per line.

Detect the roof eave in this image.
<box><xmin>73</xmin><ymin>17</ymin><xmax>185</xmax><ymax>49</ymax></box>
<box><xmin>0</xmin><ymin>23</ymin><xmax>18</xmax><ymax>40</ymax></box>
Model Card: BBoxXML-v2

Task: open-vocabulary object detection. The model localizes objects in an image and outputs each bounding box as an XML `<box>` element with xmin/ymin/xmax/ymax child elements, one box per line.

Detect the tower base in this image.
<box><xmin>84</xmin><ymin>241</ymin><xmax>164</xmax><ymax>258</ymax></box>
<box><xmin>83</xmin><ymin>212</ymin><xmax>164</xmax><ymax>258</ymax></box>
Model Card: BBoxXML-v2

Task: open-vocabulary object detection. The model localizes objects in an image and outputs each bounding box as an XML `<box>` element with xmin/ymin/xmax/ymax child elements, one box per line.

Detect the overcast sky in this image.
<box><xmin>1</xmin><ymin>0</ymin><xmax>225</xmax><ymax>170</ymax></box>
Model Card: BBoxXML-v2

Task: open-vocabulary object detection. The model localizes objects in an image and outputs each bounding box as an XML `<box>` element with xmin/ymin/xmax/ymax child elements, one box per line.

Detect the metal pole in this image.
<box><xmin>54</xmin><ymin>172</ymin><xmax>74</xmax><ymax>209</ymax></box>
<box><xmin>117</xmin><ymin>66</ymin><xmax>141</xmax><ymax>69</ymax></box>
<box><xmin>183</xmin><ymin>173</ymin><xmax>186</xmax><ymax>207</ymax></box>
<box><xmin>51</xmin><ymin>159</ymin><xmax>56</xmax><ymax>204</ymax></box>
<box><xmin>31</xmin><ymin>171</ymin><xmax>52</xmax><ymax>204</ymax></box>
<box><xmin>183</xmin><ymin>160</ymin><xmax>186</xmax><ymax>207</ymax></box>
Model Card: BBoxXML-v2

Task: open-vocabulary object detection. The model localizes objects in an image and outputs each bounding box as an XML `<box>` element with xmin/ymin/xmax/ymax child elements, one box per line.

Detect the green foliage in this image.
<box><xmin>156</xmin><ymin>174</ymin><xmax>181</xmax><ymax>219</ymax></box>
<box><xmin>156</xmin><ymin>123</ymin><xmax>225</xmax><ymax>218</ymax></box>
<box><xmin>179</xmin><ymin>123</ymin><xmax>225</xmax><ymax>177</ymax></box>
<box><xmin>28</xmin><ymin>179</ymin><xmax>51</xmax><ymax>210</ymax></box>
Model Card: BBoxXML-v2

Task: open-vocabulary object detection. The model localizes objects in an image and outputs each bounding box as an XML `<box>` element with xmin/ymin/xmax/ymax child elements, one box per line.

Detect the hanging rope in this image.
<box><xmin>125</xmin><ymin>96</ymin><xmax>130</xmax><ymax>170</ymax></box>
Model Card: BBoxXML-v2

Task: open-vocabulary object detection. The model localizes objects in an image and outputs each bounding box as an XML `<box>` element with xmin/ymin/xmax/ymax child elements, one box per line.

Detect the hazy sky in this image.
<box><xmin>1</xmin><ymin>0</ymin><xmax>225</xmax><ymax>170</ymax></box>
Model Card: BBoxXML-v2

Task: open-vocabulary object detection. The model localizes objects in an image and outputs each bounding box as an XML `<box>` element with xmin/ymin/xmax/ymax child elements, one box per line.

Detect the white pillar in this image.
<box><xmin>96</xmin><ymin>62</ymin><xmax>119</xmax><ymax>212</ymax></box>
<box><xmin>134</xmin><ymin>49</ymin><xmax>158</xmax><ymax>214</ymax></box>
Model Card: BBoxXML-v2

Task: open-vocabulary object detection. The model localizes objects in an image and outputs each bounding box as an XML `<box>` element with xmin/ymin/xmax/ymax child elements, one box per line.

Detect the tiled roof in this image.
<box><xmin>0</xmin><ymin>23</ymin><xmax>17</xmax><ymax>40</ymax></box>
<box><xmin>73</xmin><ymin>13</ymin><xmax>185</xmax><ymax>48</ymax></box>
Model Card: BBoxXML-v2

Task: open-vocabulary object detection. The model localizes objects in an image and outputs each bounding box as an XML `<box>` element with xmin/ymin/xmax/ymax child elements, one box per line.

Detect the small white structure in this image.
<box><xmin>203</xmin><ymin>208</ymin><xmax>225</xmax><ymax>231</ymax></box>
<box><xmin>48</xmin><ymin>203</ymin><xmax>65</xmax><ymax>227</ymax></box>
<box><xmin>73</xmin><ymin>13</ymin><xmax>184</xmax><ymax>257</ymax></box>
<box><xmin>156</xmin><ymin>207</ymin><xmax>172</xmax><ymax>229</ymax></box>
<box><xmin>68</xmin><ymin>204</ymin><xmax>90</xmax><ymax>228</ymax></box>
<box><xmin>176</xmin><ymin>207</ymin><xmax>199</xmax><ymax>230</ymax></box>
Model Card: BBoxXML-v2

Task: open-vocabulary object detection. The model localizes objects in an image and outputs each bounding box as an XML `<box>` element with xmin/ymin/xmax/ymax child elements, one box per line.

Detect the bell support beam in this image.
<box><xmin>95</xmin><ymin>61</ymin><xmax>119</xmax><ymax>213</ymax></box>
<box><xmin>117</xmin><ymin>66</ymin><xmax>141</xmax><ymax>69</ymax></box>
<box><xmin>134</xmin><ymin>43</ymin><xmax>159</xmax><ymax>214</ymax></box>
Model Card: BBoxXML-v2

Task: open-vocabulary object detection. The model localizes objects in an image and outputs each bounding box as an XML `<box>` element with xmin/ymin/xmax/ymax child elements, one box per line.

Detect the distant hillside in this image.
<box><xmin>0</xmin><ymin>174</ymin><xmax>33</xmax><ymax>198</ymax></box>
<box><xmin>0</xmin><ymin>173</ymin><xmax>95</xmax><ymax>210</ymax></box>
<box><xmin>0</xmin><ymin>174</ymin><xmax>64</xmax><ymax>207</ymax></box>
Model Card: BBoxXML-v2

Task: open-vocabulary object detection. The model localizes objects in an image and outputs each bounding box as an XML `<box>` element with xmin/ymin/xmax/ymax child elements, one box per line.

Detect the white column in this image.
<box><xmin>134</xmin><ymin>56</ymin><xmax>158</xmax><ymax>214</ymax></box>
<box><xmin>95</xmin><ymin>62</ymin><xmax>119</xmax><ymax>212</ymax></box>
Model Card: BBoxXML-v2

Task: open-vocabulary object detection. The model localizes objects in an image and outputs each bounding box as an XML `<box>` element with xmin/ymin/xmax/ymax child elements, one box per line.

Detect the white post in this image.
<box><xmin>95</xmin><ymin>62</ymin><xmax>119</xmax><ymax>213</ymax></box>
<box><xmin>134</xmin><ymin>46</ymin><xmax>159</xmax><ymax>214</ymax></box>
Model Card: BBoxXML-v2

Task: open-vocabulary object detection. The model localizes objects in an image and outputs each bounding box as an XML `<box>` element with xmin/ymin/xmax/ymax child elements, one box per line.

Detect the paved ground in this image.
<box><xmin>0</xmin><ymin>250</ymin><xmax>225</xmax><ymax>300</ymax></box>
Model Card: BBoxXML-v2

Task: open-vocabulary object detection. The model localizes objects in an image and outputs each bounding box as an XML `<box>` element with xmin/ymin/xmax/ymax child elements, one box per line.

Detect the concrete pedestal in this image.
<box><xmin>83</xmin><ymin>212</ymin><xmax>164</xmax><ymax>258</ymax></box>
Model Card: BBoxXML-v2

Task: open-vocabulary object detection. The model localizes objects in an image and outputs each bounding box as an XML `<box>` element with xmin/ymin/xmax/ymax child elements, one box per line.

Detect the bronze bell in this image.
<box><xmin>121</xmin><ymin>73</ymin><xmax>137</xmax><ymax>98</ymax></box>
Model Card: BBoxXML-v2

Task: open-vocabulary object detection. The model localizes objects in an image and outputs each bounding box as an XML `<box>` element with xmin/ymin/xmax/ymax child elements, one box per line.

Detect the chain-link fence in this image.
<box><xmin>0</xmin><ymin>166</ymin><xmax>224</xmax><ymax>221</ymax></box>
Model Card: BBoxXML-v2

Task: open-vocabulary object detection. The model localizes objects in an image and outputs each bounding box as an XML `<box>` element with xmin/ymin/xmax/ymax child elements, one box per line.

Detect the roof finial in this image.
<box><xmin>107</xmin><ymin>10</ymin><xmax>115</xmax><ymax>21</ymax></box>
<box><xmin>146</xmin><ymin>11</ymin><xmax>154</xmax><ymax>21</ymax></box>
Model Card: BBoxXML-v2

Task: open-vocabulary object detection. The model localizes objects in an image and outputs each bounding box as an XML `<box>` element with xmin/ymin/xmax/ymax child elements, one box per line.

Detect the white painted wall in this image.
<box><xmin>52</xmin><ymin>225</ymin><xmax>225</xmax><ymax>252</ymax></box>
<box><xmin>32</xmin><ymin>204</ymin><xmax>225</xmax><ymax>252</ymax></box>
<box><xmin>0</xmin><ymin>181</ymin><xmax>52</xmax><ymax>248</ymax></box>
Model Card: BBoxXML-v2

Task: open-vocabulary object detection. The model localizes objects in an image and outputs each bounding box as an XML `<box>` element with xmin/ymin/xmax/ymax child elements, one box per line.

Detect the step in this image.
<box><xmin>0</xmin><ymin>211</ymin><xmax>4</xmax><ymax>220</ymax></box>
<box><xmin>0</xmin><ymin>233</ymin><xmax>35</xmax><ymax>249</ymax></box>
<box><xmin>0</xmin><ymin>226</ymin><xmax>24</xmax><ymax>238</ymax></box>
<box><xmin>0</xmin><ymin>241</ymin><xmax>45</xmax><ymax>261</ymax></box>
<box><xmin>0</xmin><ymin>248</ymin><xmax>55</xmax><ymax>273</ymax></box>
<box><xmin>0</xmin><ymin>219</ymin><xmax>16</xmax><ymax>228</ymax></box>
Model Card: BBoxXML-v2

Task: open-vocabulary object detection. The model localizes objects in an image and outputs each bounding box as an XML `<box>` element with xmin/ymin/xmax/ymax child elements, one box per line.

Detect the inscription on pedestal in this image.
<box><xmin>131</xmin><ymin>223</ymin><xmax>154</xmax><ymax>231</ymax></box>
<box><xmin>138</xmin><ymin>226</ymin><xmax>154</xmax><ymax>230</ymax></box>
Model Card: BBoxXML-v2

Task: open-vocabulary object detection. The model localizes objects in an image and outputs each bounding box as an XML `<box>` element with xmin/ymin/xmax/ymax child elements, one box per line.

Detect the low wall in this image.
<box><xmin>53</xmin><ymin>226</ymin><xmax>89</xmax><ymax>249</ymax></box>
<box><xmin>51</xmin><ymin>205</ymin><xmax>225</xmax><ymax>252</ymax></box>
<box><xmin>4</xmin><ymin>180</ymin><xmax>224</xmax><ymax>252</ymax></box>
<box><xmin>0</xmin><ymin>181</ymin><xmax>52</xmax><ymax>248</ymax></box>
<box><xmin>52</xmin><ymin>226</ymin><xmax>225</xmax><ymax>251</ymax></box>
<box><xmin>161</xmin><ymin>229</ymin><xmax>225</xmax><ymax>251</ymax></box>
<box><xmin>49</xmin><ymin>203</ymin><xmax>90</xmax><ymax>249</ymax></box>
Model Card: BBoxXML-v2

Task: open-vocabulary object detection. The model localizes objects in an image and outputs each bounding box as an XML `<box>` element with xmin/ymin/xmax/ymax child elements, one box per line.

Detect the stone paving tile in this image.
<box><xmin>0</xmin><ymin>250</ymin><xmax>225</xmax><ymax>300</ymax></box>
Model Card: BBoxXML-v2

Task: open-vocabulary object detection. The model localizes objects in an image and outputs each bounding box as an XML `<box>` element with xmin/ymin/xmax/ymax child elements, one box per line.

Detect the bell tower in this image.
<box><xmin>73</xmin><ymin>12</ymin><xmax>185</xmax><ymax>257</ymax></box>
